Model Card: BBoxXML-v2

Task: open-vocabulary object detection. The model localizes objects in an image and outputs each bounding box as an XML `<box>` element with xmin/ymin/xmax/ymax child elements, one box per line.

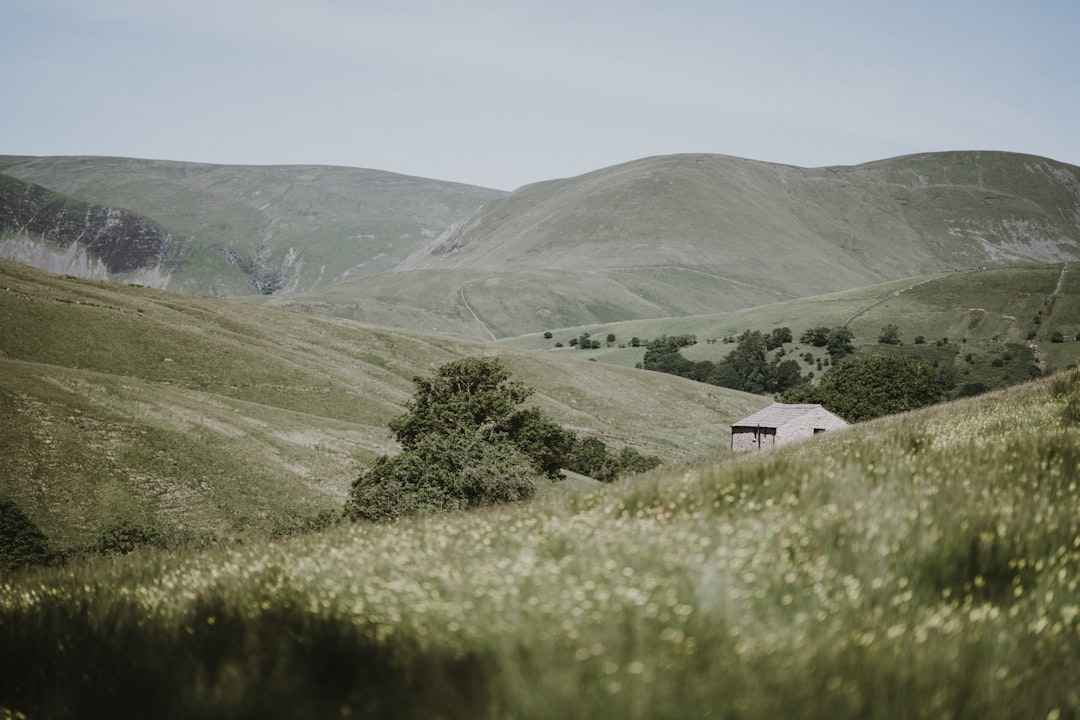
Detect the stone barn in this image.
<box><xmin>730</xmin><ymin>403</ymin><xmax>849</xmax><ymax>451</ymax></box>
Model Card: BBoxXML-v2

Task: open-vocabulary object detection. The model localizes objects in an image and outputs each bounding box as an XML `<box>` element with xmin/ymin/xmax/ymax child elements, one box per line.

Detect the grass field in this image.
<box><xmin>502</xmin><ymin>265</ymin><xmax>1080</xmax><ymax>394</ymax></box>
<box><xmin>3</xmin><ymin>369</ymin><xmax>1078</xmax><ymax>718</ymax></box>
<box><xmin>0</xmin><ymin>258</ymin><xmax>765</xmax><ymax>551</ymax></box>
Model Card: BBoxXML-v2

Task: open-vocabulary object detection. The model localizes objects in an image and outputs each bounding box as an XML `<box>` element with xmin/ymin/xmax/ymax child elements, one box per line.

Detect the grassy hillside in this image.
<box><xmin>502</xmin><ymin>264</ymin><xmax>1080</xmax><ymax>392</ymax></box>
<box><xmin>0</xmin><ymin>156</ymin><xmax>504</xmax><ymax>296</ymax></box>
<box><xmin>339</xmin><ymin>151</ymin><xmax>1078</xmax><ymax>338</ymax></box>
<box><xmin>3</xmin><ymin>367</ymin><xmax>1078</xmax><ymax>717</ymax></box>
<box><xmin>0</xmin><ymin>258</ymin><xmax>765</xmax><ymax>551</ymax></box>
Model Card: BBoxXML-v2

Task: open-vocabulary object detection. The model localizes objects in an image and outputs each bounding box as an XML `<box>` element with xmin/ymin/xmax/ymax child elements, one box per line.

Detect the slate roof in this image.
<box><xmin>731</xmin><ymin>403</ymin><xmax>827</xmax><ymax>429</ymax></box>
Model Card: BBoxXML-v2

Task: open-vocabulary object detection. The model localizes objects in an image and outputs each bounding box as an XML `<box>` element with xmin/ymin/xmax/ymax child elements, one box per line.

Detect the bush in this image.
<box><xmin>564</xmin><ymin>438</ymin><xmax>662</xmax><ymax>483</ymax></box>
<box><xmin>346</xmin><ymin>431</ymin><xmax>537</xmax><ymax>521</ymax></box>
<box><xmin>92</xmin><ymin>519</ymin><xmax>166</xmax><ymax>556</ymax></box>
<box><xmin>504</xmin><ymin>407</ymin><xmax>576</xmax><ymax>480</ymax></box>
<box><xmin>347</xmin><ymin>357</ymin><xmax>592</xmax><ymax>521</ymax></box>
<box><xmin>878</xmin><ymin>324</ymin><xmax>902</xmax><ymax>345</ymax></box>
<box><xmin>0</xmin><ymin>499</ymin><xmax>51</xmax><ymax>572</ymax></box>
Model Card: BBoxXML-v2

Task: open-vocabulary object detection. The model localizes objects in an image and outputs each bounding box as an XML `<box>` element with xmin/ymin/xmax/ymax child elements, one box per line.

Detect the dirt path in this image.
<box><xmin>459</xmin><ymin>283</ymin><xmax>497</xmax><ymax>341</ymax></box>
<box><xmin>843</xmin><ymin>276</ymin><xmax>940</xmax><ymax>326</ymax></box>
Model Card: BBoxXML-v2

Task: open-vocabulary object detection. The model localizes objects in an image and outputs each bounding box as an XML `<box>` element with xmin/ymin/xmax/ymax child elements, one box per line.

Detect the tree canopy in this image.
<box><xmin>783</xmin><ymin>353</ymin><xmax>943</xmax><ymax>422</ymax></box>
<box><xmin>346</xmin><ymin>357</ymin><xmax>660</xmax><ymax>521</ymax></box>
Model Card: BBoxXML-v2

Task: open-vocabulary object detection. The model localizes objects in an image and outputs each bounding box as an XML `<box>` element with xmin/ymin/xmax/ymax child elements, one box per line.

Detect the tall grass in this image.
<box><xmin>3</xmin><ymin>371</ymin><xmax>1080</xmax><ymax>718</ymax></box>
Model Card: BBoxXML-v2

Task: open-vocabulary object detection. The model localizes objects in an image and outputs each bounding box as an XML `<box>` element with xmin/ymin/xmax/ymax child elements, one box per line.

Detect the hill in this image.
<box><xmin>0</xmin><ymin>258</ymin><xmax>765</xmax><ymax>551</ymax></box>
<box><xmin>0</xmin><ymin>155</ymin><xmax>504</xmax><ymax>296</ymax></box>
<box><xmin>4</xmin><ymin>365</ymin><xmax>1079</xmax><ymax>717</ymax></box>
<box><xmin>502</xmin><ymin>263</ymin><xmax>1080</xmax><ymax>396</ymax></box>
<box><xmin>274</xmin><ymin>151</ymin><xmax>1080</xmax><ymax>339</ymax></box>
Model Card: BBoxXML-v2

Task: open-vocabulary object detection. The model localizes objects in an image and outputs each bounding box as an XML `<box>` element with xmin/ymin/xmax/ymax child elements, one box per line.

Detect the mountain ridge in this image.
<box><xmin>280</xmin><ymin>151</ymin><xmax>1080</xmax><ymax>338</ymax></box>
<box><xmin>0</xmin><ymin>155</ymin><xmax>505</xmax><ymax>296</ymax></box>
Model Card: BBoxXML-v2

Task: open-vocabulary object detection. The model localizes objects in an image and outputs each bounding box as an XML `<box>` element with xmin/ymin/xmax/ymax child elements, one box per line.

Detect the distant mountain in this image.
<box><xmin>406</xmin><ymin>152</ymin><xmax>1080</xmax><ymax>275</ymax></box>
<box><xmin>0</xmin><ymin>156</ymin><xmax>505</xmax><ymax>296</ymax></box>
<box><xmin>372</xmin><ymin>152</ymin><xmax>1080</xmax><ymax>337</ymax></box>
<box><xmin>0</xmin><ymin>173</ymin><xmax>174</xmax><ymax>285</ymax></box>
<box><xmin>6</xmin><ymin>151</ymin><xmax>1080</xmax><ymax>340</ymax></box>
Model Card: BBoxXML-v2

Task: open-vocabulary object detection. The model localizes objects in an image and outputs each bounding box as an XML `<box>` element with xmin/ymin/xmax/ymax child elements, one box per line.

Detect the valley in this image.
<box><xmin>3</xmin><ymin>149</ymin><xmax>1080</xmax><ymax>718</ymax></box>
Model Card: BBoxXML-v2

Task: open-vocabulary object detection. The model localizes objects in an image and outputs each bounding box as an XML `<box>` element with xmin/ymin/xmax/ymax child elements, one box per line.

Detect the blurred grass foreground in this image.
<box><xmin>4</xmin><ymin>370</ymin><xmax>1080</xmax><ymax>719</ymax></box>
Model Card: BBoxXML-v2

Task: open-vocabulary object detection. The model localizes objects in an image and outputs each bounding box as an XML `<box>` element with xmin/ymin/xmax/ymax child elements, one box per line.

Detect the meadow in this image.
<box><xmin>3</xmin><ymin>368</ymin><xmax>1079</xmax><ymax>718</ymax></box>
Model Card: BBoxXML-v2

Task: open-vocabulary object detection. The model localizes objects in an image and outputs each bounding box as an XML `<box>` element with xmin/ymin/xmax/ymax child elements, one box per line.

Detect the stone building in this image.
<box><xmin>730</xmin><ymin>403</ymin><xmax>849</xmax><ymax>451</ymax></box>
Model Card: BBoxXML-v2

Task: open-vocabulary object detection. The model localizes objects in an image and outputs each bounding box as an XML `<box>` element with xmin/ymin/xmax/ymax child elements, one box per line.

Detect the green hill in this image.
<box><xmin>263</xmin><ymin>151</ymin><xmax>1080</xmax><ymax>339</ymax></box>
<box><xmin>0</xmin><ymin>258</ymin><xmax>764</xmax><ymax>551</ymax></box>
<box><xmin>0</xmin><ymin>155</ymin><xmax>504</xmax><ymax>296</ymax></box>
<box><xmin>3</xmin><ymin>364</ymin><xmax>1078</xmax><ymax>717</ymax></box>
<box><xmin>501</xmin><ymin>263</ymin><xmax>1080</xmax><ymax>393</ymax></box>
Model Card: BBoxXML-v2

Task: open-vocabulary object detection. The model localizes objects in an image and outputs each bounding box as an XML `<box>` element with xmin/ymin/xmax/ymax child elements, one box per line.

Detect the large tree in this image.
<box><xmin>784</xmin><ymin>354</ymin><xmax>943</xmax><ymax>422</ymax></box>
<box><xmin>347</xmin><ymin>357</ymin><xmax>663</xmax><ymax>520</ymax></box>
<box><xmin>347</xmin><ymin>357</ymin><xmax>576</xmax><ymax>521</ymax></box>
<box><xmin>387</xmin><ymin>357</ymin><xmax>533</xmax><ymax>449</ymax></box>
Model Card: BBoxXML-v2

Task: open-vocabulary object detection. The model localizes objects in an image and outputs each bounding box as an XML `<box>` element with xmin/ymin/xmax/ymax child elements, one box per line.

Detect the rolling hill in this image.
<box><xmin>500</xmin><ymin>263</ymin><xmax>1080</xmax><ymax>384</ymax></box>
<box><xmin>0</xmin><ymin>258</ymin><xmax>765</xmax><ymax>551</ymax></box>
<box><xmin>259</xmin><ymin>151</ymin><xmax>1080</xmax><ymax>339</ymax></box>
<box><xmin>0</xmin><ymin>156</ymin><xmax>504</xmax><ymax>296</ymax></box>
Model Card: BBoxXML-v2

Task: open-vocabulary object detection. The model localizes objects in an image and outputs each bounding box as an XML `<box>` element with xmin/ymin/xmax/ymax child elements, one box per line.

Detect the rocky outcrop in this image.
<box><xmin>0</xmin><ymin>173</ymin><xmax>172</xmax><ymax>278</ymax></box>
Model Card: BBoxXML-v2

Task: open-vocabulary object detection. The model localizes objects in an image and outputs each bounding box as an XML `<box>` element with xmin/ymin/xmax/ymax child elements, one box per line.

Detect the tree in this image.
<box><xmin>504</xmin><ymin>407</ymin><xmax>576</xmax><ymax>480</ymax></box>
<box><xmin>606</xmin><ymin>333</ymin><xmax>617</xmax><ymax>347</ymax></box>
<box><xmin>826</xmin><ymin>326</ymin><xmax>855</xmax><ymax>360</ymax></box>
<box><xmin>784</xmin><ymin>354</ymin><xmax>943</xmax><ymax>422</ymax></box>
<box><xmin>878</xmin><ymin>324</ymin><xmax>902</xmax><ymax>345</ymax></box>
<box><xmin>348</xmin><ymin>358</ymin><xmax>547</xmax><ymax>521</ymax></box>
<box><xmin>567</xmin><ymin>437</ymin><xmax>617</xmax><ymax>482</ymax></box>
<box><xmin>346</xmin><ymin>431</ymin><xmax>537</xmax><ymax>521</ymax></box>
<box><xmin>767</xmin><ymin>327</ymin><xmax>793</xmax><ymax>350</ymax></box>
<box><xmin>1</xmin><ymin>500</ymin><xmax>51</xmax><ymax>572</ymax></box>
<box><xmin>801</xmin><ymin>327</ymin><xmax>831</xmax><ymax>347</ymax></box>
<box><xmin>387</xmin><ymin>357</ymin><xmax>532</xmax><ymax>450</ymax></box>
<box><xmin>725</xmin><ymin>330</ymin><xmax>770</xmax><ymax>393</ymax></box>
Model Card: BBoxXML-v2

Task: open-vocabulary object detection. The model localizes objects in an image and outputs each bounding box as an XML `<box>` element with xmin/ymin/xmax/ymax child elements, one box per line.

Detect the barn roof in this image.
<box><xmin>731</xmin><ymin>403</ymin><xmax>829</xmax><ymax>429</ymax></box>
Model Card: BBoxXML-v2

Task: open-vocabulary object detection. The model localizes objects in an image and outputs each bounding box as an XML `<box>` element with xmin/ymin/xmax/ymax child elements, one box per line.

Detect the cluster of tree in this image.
<box><xmin>800</xmin><ymin>326</ymin><xmax>855</xmax><ymax>359</ymax></box>
<box><xmin>346</xmin><ymin>358</ymin><xmax>660</xmax><ymax>521</ymax></box>
<box><xmin>640</xmin><ymin>330</ymin><xmax>806</xmax><ymax>394</ymax></box>
<box><xmin>782</xmin><ymin>354</ymin><xmax>943</xmax><ymax>422</ymax></box>
<box><xmin>569</xmin><ymin>332</ymin><xmax>603</xmax><ymax>349</ymax></box>
<box><xmin>566</xmin><ymin>332</ymin><xmax>621</xmax><ymax>349</ymax></box>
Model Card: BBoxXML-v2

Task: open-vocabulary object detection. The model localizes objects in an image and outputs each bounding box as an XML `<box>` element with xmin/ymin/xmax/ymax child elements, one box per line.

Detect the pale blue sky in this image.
<box><xmin>2</xmin><ymin>0</ymin><xmax>1077</xmax><ymax>190</ymax></box>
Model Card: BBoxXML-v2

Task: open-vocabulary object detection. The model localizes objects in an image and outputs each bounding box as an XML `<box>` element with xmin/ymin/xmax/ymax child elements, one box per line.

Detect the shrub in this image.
<box><xmin>878</xmin><ymin>324</ymin><xmax>902</xmax><ymax>345</ymax></box>
<box><xmin>346</xmin><ymin>431</ymin><xmax>536</xmax><ymax>521</ymax></box>
<box><xmin>347</xmin><ymin>358</ymin><xmax>547</xmax><ymax>521</ymax></box>
<box><xmin>0</xmin><ymin>500</ymin><xmax>51</xmax><ymax>572</ymax></box>
<box><xmin>92</xmin><ymin>519</ymin><xmax>166</xmax><ymax>556</ymax></box>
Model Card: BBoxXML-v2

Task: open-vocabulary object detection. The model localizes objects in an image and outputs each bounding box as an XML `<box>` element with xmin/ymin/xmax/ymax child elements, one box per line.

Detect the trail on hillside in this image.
<box><xmin>459</xmin><ymin>283</ymin><xmax>497</xmax><ymax>341</ymax></box>
<box><xmin>1054</xmin><ymin>263</ymin><xmax>1068</xmax><ymax>296</ymax></box>
<box><xmin>843</xmin><ymin>276</ymin><xmax>942</xmax><ymax>326</ymax></box>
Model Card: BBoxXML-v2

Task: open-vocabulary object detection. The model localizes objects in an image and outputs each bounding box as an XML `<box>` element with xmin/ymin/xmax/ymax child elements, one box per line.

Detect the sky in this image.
<box><xmin>2</xmin><ymin>0</ymin><xmax>1078</xmax><ymax>190</ymax></box>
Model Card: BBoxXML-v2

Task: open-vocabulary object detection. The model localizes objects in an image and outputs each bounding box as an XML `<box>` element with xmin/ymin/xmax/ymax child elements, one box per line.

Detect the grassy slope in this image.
<box><xmin>0</xmin><ymin>258</ymin><xmax>765</xmax><ymax>550</ymax></box>
<box><xmin>3</xmin><ymin>367</ymin><xmax>1078</xmax><ymax>718</ymax></box>
<box><xmin>325</xmin><ymin>151</ymin><xmax>1080</xmax><ymax>338</ymax></box>
<box><xmin>501</xmin><ymin>264</ymin><xmax>1080</xmax><ymax>383</ymax></box>
<box><xmin>0</xmin><ymin>155</ymin><xmax>505</xmax><ymax>296</ymax></box>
